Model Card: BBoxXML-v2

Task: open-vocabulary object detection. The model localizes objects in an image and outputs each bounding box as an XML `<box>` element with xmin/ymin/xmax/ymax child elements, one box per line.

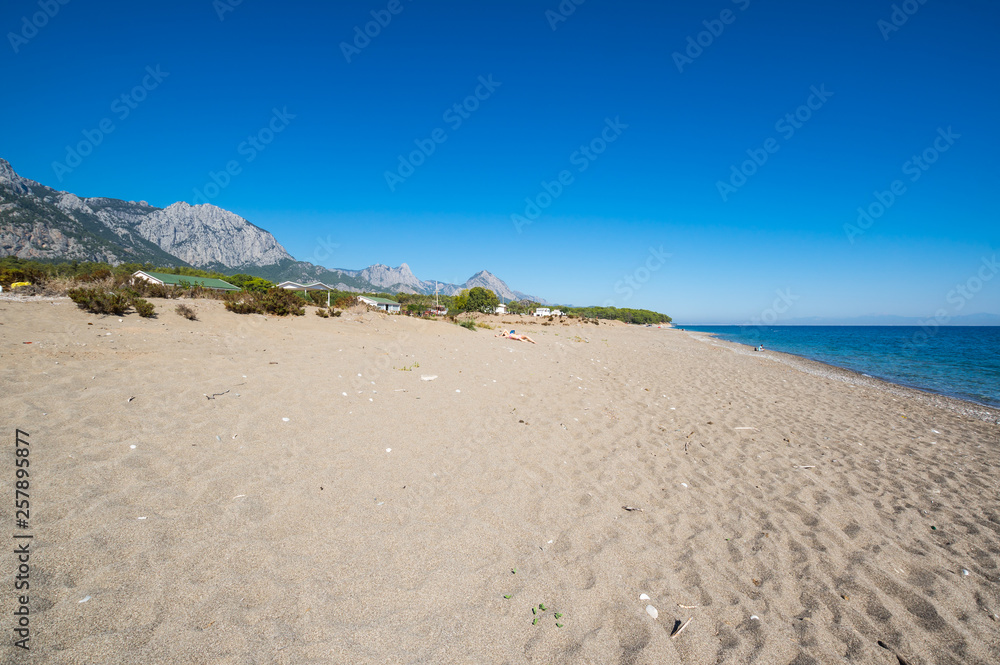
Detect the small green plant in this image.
<box><xmin>316</xmin><ymin>308</ymin><xmax>329</xmax><ymax>318</ymax></box>
<box><xmin>458</xmin><ymin>319</ymin><xmax>476</xmax><ymax>331</ymax></box>
<box><xmin>133</xmin><ymin>298</ymin><xmax>156</xmax><ymax>318</ymax></box>
<box><xmin>175</xmin><ymin>304</ymin><xmax>197</xmax><ymax>320</ymax></box>
<box><xmin>396</xmin><ymin>362</ymin><xmax>420</xmax><ymax>371</ymax></box>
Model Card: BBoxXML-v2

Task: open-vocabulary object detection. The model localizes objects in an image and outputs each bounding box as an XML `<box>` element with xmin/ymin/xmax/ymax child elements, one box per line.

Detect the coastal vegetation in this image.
<box><xmin>67</xmin><ymin>286</ymin><xmax>157</xmax><ymax>318</ymax></box>
<box><xmin>1</xmin><ymin>257</ymin><xmax>672</xmax><ymax>324</ymax></box>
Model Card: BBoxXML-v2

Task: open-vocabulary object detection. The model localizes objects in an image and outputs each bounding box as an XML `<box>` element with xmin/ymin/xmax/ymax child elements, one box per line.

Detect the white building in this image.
<box><xmin>551</xmin><ymin>309</ymin><xmax>563</xmax><ymax>316</ymax></box>
<box><xmin>534</xmin><ymin>307</ymin><xmax>551</xmax><ymax>317</ymax></box>
<box><xmin>495</xmin><ymin>303</ymin><xmax>507</xmax><ymax>315</ymax></box>
<box><xmin>358</xmin><ymin>295</ymin><xmax>401</xmax><ymax>314</ymax></box>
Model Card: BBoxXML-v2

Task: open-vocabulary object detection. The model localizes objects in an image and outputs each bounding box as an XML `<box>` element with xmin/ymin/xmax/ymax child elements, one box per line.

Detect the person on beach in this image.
<box><xmin>497</xmin><ymin>330</ymin><xmax>536</xmax><ymax>344</ymax></box>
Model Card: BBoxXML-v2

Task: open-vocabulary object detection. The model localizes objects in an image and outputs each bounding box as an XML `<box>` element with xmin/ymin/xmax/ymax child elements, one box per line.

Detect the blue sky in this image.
<box><xmin>2</xmin><ymin>0</ymin><xmax>997</xmax><ymax>322</ymax></box>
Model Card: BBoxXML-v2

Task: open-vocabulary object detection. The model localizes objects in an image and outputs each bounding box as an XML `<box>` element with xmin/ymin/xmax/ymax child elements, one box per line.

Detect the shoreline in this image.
<box><xmin>682</xmin><ymin>328</ymin><xmax>1000</xmax><ymax>424</ymax></box>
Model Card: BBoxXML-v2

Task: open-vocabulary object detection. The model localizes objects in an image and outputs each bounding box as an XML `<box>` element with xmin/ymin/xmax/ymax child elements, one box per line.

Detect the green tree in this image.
<box><xmin>464</xmin><ymin>287</ymin><xmax>499</xmax><ymax>314</ymax></box>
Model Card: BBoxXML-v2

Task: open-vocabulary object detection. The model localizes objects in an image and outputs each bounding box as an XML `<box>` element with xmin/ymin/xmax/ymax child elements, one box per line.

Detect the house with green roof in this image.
<box><xmin>133</xmin><ymin>271</ymin><xmax>239</xmax><ymax>291</ymax></box>
<box><xmin>358</xmin><ymin>295</ymin><xmax>401</xmax><ymax>314</ymax></box>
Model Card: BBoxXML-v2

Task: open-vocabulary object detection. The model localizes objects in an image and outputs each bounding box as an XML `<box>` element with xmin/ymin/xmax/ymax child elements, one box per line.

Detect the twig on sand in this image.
<box><xmin>622</xmin><ymin>506</ymin><xmax>643</xmax><ymax>512</ymax></box>
<box><xmin>678</xmin><ymin>604</ymin><xmax>699</xmax><ymax>609</ymax></box>
<box><xmin>670</xmin><ymin>616</ymin><xmax>693</xmax><ymax>638</ymax></box>
<box><xmin>205</xmin><ymin>389</ymin><xmax>230</xmax><ymax>400</ymax></box>
<box><xmin>793</xmin><ymin>465</ymin><xmax>815</xmax><ymax>469</ymax></box>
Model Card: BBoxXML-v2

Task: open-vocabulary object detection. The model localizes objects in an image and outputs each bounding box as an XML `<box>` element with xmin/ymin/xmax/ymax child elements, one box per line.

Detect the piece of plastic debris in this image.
<box><xmin>962</xmin><ymin>569</ymin><xmax>970</xmax><ymax>576</ymax></box>
<box><xmin>646</xmin><ymin>605</ymin><xmax>658</xmax><ymax>619</ymax></box>
<box><xmin>130</xmin><ymin>445</ymin><xmax>136</xmax><ymax>449</ymax></box>
<box><xmin>503</xmin><ymin>595</ymin><xmax>511</xmax><ymax>599</ymax></box>
<box><xmin>137</xmin><ymin>517</ymin><xmax>146</xmax><ymax>520</ymax></box>
<box><xmin>639</xmin><ymin>593</ymin><xmax>650</xmax><ymax>600</ymax></box>
<box><xmin>282</xmin><ymin>418</ymin><xmax>290</xmax><ymax>422</ymax></box>
<box><xmin>79</xmin><ymin>596</ymin><xmax>91</xmax><ymax>603</ymax></box>
<box><xmin>420</xmin><ymin>375</ymin><xmax>438</xmax><ymax>381</ymax></box>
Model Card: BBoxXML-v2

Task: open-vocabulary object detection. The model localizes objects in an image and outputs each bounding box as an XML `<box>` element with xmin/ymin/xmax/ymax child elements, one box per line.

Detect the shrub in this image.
<box><xmin>458</xmin><ymin>319</ymin><xmax>476</xmax><ymax>331</ymax></box>
<box><xmin>332</xmin><ymin>295</ymin><xmax>358</xmax><ymax>309</ymax></box>
<box><xmin>68</xmin><ymin>288</ymin><xmax>131</xmax><ymax>315</ymax></box>
<box><xmin>223</xmin><ymin>288</ymin><xmax>305</xmax><ymax>316</ymax></box>
<box><xmin>315</xmin><ymin>308</ymin><xmax>329</xmax><ymax>318</ymax></box>
<box><xmin>133</xmin><ymin>298</ymin><xmax>156</xmax><ymax>318</ymax></box>
<box><xmin>175</xmin><ymin>304</ymin><xmax>198</xmax><ymax>320</ymax></box>
<box><xmin>330</xmin><ymin>309</ymin><xmax>342</xmax><ymax>317</ymax></box>
<box><xmin>260</xmin><ymin>288</ymin><xmax>305</xmax><ymax>316</ymax></box>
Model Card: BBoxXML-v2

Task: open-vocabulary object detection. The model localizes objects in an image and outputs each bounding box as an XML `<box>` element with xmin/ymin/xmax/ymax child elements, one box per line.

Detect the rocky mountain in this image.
<box><xmin>0</xmin><ymin>158</ymin><xmax>544</xmax><ymax>301</ymax></box>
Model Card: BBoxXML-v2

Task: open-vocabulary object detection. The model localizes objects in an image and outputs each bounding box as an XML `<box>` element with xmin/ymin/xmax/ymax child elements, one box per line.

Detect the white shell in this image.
<box><xmin>646</xmin><ymin>605</ymin><xmax>658</xmax><ymax>619</ymax></box>
<box><xmin>420</xmin><ymin>375</ymin><xmax>438</xmax><ymax>381</ymax></box>
<box><xmin>639</xmin><ymin>593</ymin><xmax>650</xmax><ymax>600</ymax></box>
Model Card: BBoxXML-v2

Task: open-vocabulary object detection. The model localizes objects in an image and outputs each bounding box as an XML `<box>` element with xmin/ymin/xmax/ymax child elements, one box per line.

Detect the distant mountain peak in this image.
<box><xmin>0</xmin><ymin>156</ymin><xmax>545</xmax><ymax>301</ymax></box>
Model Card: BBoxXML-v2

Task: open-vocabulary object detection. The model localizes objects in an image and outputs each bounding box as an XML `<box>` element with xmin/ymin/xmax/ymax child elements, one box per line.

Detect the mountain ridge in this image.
<box><xmin>0</xmin><ymin>158</ymin><xmax>545</xmax><ymax>302</ymax></box>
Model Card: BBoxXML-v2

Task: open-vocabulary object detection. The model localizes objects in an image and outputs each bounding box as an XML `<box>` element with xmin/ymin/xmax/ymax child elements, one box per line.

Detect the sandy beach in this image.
<box><xmin>2</xmin><ymin>297</ymin><xmax>999</xmax><ymax>664</ymax></box>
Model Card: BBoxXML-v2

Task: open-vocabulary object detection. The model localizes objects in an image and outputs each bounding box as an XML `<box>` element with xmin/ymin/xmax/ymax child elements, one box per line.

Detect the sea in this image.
<box><xmin>679</xmin><ymin>325</ymin><xmax>1000</xmax><ymax>408</ymax></box>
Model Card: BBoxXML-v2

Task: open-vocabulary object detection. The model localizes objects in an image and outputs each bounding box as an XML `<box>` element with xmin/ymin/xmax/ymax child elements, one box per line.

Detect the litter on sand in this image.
<box><xmin>622</xmin><ymin>506</ymin><xmax>643</xmax><ymax>512</ymax></box>
<box><xmin>670</xmin><ymin>617</ymin><xmax>693</xmax><ymax>638</ymax></box>
<box><xmin>421</xmin><ymin>375</ymin><xmax>438</xmax><ymax>381</ymax></box>
<box><xmin>645</xmin><ymin>605</ymin><xmax>658</xmax><ymax>619</ymax></box>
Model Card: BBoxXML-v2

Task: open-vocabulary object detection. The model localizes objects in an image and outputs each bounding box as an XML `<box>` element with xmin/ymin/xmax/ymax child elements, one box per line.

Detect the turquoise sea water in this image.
<box><xmin>680</xmin><ymin>326</ymin><xmax>1000</xmax><ymax>408</ymax></box>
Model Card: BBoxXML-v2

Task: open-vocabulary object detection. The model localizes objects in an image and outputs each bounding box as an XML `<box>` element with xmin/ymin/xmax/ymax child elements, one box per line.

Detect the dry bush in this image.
<box><xmin>175</xmin><ymin>304</ymin><xmax>198</xmax><ymax>320</ymax></box>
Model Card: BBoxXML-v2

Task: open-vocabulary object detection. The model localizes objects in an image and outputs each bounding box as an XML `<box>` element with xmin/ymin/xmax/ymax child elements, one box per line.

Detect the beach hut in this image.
<box><xmin>495</xmin><ymin>303</ymin><xmax>507</xmax><ymax>315</ymax></box>
<box><xmin>358</xmin><ymin>295</ymin><xmax>401</xmax><ymax>314</ymax></box>
<box><xmin>277</xmin><ymin>281</ymin><xmax>336</xmax><ymax>306</ymax></box>
<box><xmin>132</xmin><ymin>271</ymin><xmax>239</xmax><ymax>291</ymax></box>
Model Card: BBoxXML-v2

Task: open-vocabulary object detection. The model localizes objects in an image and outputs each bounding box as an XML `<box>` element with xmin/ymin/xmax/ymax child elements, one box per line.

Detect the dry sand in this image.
<box><xmin>1</xmin><ymin>297</ymin><xmax>999</xmax><ymax>664</ymax></box>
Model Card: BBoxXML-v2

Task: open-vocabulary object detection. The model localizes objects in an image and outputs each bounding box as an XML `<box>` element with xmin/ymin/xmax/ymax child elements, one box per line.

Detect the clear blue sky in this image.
<box><xmin>2</xmin><ymin>0</ymin><xmax>997</xmax><ymax>322</ymax></box>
